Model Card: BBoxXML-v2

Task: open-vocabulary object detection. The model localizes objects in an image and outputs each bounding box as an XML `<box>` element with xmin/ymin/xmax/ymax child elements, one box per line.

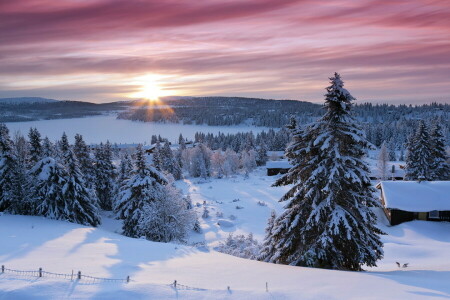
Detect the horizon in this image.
<box><xmin>1</xmin><ymin>1</ymin><xmax>449</xmax><ymax>104</ymax></box>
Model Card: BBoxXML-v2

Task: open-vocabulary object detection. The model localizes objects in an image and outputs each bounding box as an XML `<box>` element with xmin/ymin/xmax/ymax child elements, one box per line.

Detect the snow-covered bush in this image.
<box><xmin>216</xmin><ymin>233</ymin><xmax>261</xmax><ymax>260</ymax></box>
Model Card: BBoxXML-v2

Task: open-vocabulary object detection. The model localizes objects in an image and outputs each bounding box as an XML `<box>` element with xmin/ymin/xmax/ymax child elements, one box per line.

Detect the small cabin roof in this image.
<box><xmin>377</xmin><ymin>181</ymin><xmax>450</xmax><ymax>212</ymax></box>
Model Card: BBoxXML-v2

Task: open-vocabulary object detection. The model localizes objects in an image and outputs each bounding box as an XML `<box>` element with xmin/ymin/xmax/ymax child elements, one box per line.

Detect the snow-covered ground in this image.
<box><xmin>4</xmin><ymin>115</ymin><xmax>270</xmax><ymax>144</ymax></box>
<box><xmin>1</xmin><ymin>169</ymin><xmax>450</xmax><ymax>299</ymax></box>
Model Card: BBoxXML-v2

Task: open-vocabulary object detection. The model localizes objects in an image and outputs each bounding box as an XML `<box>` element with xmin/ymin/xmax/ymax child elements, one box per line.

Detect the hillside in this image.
<box><xmin>1</xmin><ymin>170</ymin><xmax>450</xmax><ymax>299</ymax></box>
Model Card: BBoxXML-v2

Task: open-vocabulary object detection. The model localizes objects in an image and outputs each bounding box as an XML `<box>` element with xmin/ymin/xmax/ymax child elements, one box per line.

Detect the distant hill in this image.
<box><xmin>0</xmin><ymin>97</ymin><xmax>60</xmax><ymax>104</ymax></box>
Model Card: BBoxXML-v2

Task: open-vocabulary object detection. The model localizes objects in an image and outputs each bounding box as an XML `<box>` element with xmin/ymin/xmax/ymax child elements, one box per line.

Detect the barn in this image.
<box><xmin>266</xmin><ymin>160</ymin><xmax>293</xmax><ymax>176</ymax></box>
<box><xmin>377</xmin><ymin>181</ymin><xmax>450</xmax><ymax>226</ymax></box>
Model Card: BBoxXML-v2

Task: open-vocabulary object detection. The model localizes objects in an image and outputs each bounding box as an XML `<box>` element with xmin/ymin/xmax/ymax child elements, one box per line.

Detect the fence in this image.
<box><xmin>0</xmin><ymin>265</ymin><xmax>129</xmax><ymax>283</ymax></box>
<box><xmin>1</xmin><ymin>265</ymin><xmax>271</xmax><ymax>293</ymax></box>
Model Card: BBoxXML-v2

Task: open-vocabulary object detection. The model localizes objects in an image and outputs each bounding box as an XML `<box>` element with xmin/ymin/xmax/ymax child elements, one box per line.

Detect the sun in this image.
<box><xmin>140</xmin><ymin>82</ymin><xmax>161</xmax><ymax>102</ymax></box>
<box><xmin>129</xmin><ymin>74</ymin><xmax>172</xmax><ymax>102</ymax></box>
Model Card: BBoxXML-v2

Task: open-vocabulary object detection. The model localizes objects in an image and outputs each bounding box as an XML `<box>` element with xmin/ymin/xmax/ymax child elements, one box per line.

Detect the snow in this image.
<box><xmin>5</xmin><ymin>115</ymin><xmax>269</xmax><ymax>144</ymax></box>
<box><xmin>379</xmin><ymin>181</ymin><xmax>450</xmax><ymax>212</ymax></box>
<box><xmin>1</xmin><ymin>169</ymin><xmax>450</xmax><ymax>299</ymax></box>
<box><xmin>265</xmin><ymin>160</ymin><xmax>292</xmax><ymax>169</ymax></box>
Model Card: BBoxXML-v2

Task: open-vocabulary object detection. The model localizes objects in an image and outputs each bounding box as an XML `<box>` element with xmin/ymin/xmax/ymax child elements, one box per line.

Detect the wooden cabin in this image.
<box><xmin>266</xmin><ymin>160</ymin><xmax>293</xmax><ymax>176</ymax></box>
<box><xmin>376</xmin><ymin>181</ymin><xmax>450</xmax><ymax>226</ymax></box>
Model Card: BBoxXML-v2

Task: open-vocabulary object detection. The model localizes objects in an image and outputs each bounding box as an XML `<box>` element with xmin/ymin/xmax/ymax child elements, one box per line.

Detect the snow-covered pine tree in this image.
<box><xmin>29</xmin><ymin>157</ymin><xmax>67</xmax><ymax>220</ymax></box>
<box><xmin>255</xmin><ymin>142</ymin><xmax>268</xmax><ymax>166</ymax></box>
<box><xmin>388</xmin><ymin>140</ymin><xmax>396</xmax><ymax>161</ymax></box>
<box><xmin>115</xmin><ymin>144</ymin><xmax>168</xmax><ymax>238</ymax></box>
<box><xmin>152</xmin><ymin>140</ymin><xmax>163</xmax><ymax>171</ymax></box>
<box><xmin>73</xmin><ymin>134</ymin><xmax>96</xmax><ymax>185</ymax></box>
<box><xmin>0</xmin><ymin>124</ymin><xmax>21</xmax><ymax>212</ymax></box>
<box><xmin>94</xmin><ymin>141</ymin><xmax>116</xmax><ymax>210</ymax></box>
<box><xmin>62</xmin><ymin>149</ymin><xmax>100</xmax><ymax>226</ymax></box>
<box><xmin>42</xmin><ymin>136</ymin><xmax>55</xmax><ymax>157</ymax></box>
<box><xmin>261</xmin><ymin>73</ymin><xmax>383</xmax><ymax>271</ymax></box>
<box><xmin>160</xmin><ymin>141</ymin><xmax>182</xmax><ymax>180</ymax></box>
<box><xmin>429</xmin><ymin>123</ymin><xmax>450</xmax><ymax>180</ymax></box>
<box><xmin>58</xmin><ymin>132</ymin><xmax>70</xmax><ymax>160</ymax></box>
<box><xmin>258</xmin><ymin>210</ymin><xmax>277</xmax><ymax>261</ymax></box>
<box><xmin>28</xmin><ymin>127</ymin><xmax>42</xmax><ymax>165</ymax></box>
<box><xmin>10</xmin><ymin>132</ymin><xmax>31</xmax><ymax>214</ymax></box>
<box><xmin>405</xmin><ymin>120</ymin><xmax>433</xmax><ymax>181</ymax></box>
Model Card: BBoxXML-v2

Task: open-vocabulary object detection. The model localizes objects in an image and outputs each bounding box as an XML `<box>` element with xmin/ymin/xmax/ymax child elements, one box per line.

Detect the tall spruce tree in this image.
<box><xmin>405</xmin><ymin>120</ymin><xmax>433</xmax><ymax>181</ymax></box>
<box><xmin>28</xmin><ymin>127</ymin><xmax>42</xmax><ymax>165</ymax></box>
<box><xmin>29</xmin><ymin>157</ymin><xmax>68</xmax><ymax>220</ymax></box>
<box><xmin>74</xmin><ymin>134</ymin><xmax>94</xmax><ymax>178</ymax></box>
<box><xmin>62</xmin><ymin>149</ymin><xmax>100</xmax><ymax>226</ymax></box>
<box><xmin>0</xmin><ymin>124</ymin><xmax>21</xmax><ymax>212</ymax></box>
<box><xmin>94</xmin><ymin>142</ymin><xmax>116</xmax><ymax>210</ymax></box>
<box><xmin>115</xmin><ymin>144</ymin><xmax>168</xmax><ymax>237</ymax></box>
<box><xmin>429</xmin><ymin>123</ymin><xmax>450</xmax><ymax>180</ymax></box>
<box><xmin>260</xmin><ymin>73</ymin><xmax>383</xmax><ymax>271</ymax></box>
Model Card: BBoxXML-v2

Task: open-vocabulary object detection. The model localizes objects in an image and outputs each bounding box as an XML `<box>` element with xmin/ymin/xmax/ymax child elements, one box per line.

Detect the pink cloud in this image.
<box><xmin>0</xmin><ymin>0</ymin><xmax>449</xmax><ymax>103</ymax></box>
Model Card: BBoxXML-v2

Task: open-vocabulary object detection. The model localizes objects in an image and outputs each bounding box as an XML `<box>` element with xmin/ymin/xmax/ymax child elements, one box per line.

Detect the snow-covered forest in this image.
<box><xmin>1</xmin><ymin>75</ymin><xmax>449</xmax><ymax>299</ymax></box>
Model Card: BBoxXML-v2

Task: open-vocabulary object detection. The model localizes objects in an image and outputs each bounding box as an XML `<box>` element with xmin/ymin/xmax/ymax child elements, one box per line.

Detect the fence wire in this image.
<box><xmin>1</xmin><ymin>265</ymin><xmax>213</xmax><ymax>292</ymax></box>
<box><xmin>0</xmin><ymin>266</ymin><xmax>128</xmax><ymax>283</ymax></box>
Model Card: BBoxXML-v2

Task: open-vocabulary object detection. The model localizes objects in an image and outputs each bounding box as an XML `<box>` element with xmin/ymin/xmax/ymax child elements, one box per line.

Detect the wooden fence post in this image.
<box><xmin>39</xmin><ymin>268</ymin><xmax>42</xmax><ymax>277</ymax></box>
<box><xmin>1</xmin><ymin>265</ymin><xmax>4</xmax><ymax>273</ymax></box>
<box><xmin>71</xmin><ymin>270</ymin><xmax>74</xmax><ymax>281</ymax></box>
<box><xmin>126</xmin><ymin>276</ymin><xmax>130</xmax><ymax>283</ymax></box>
<box><xmin>77</xmin><ymin>271</ymin><xmax>81</xmax><ymax>280</ymax></box>
<box><xmin>173</xmin><ymin>280</ymin><xmax>177</xmax><ymax>288</ymax></box>
<box><xmin>266</xmin><ymin>282</ymin><xmax>268</xmax><ymax>292</ymax></box>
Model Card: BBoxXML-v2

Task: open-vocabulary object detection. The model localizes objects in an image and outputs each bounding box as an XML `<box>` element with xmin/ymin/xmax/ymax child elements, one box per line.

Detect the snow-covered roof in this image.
<box><xmin>266</xmin><ymin>160</ymin><xmax>293</xmax><ymax>169</ymax></box>
<box><xmin>378</xmin><ymin>181</ymin><xmax>450</xmax><ymax>212</ymax></box>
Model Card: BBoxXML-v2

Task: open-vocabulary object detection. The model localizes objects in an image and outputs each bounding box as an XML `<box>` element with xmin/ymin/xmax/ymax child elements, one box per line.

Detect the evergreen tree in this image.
<box><xmin>58</xmin><ymin>132</ymin><xmax>70</xmax><ymax>160</ymax></box>
<box><xmin>42</xmin><ymin>137</ymin><xmax>54</xmax><ymax>157</ymax></box>
<box><xmin>115</xmin><ymin>144</ymin><xmax>168</xmax><ymax>237</ymax></box>
<box><xmin>0</xmin><ymin>124</ymin><xmax>21</xmax><ymax>212</ymax></box>
<box><xmin>10</xmin><ymin>132</ymin><xmax>31</xmax><ymax>214</ymax></box>
<box><xmin>260</xmin><ymin>73</ymin><xmax>383</xmax><ymax>271</ymax></box>
<box><xmin>258</xmin><ymin>210</ymin><xmax>277</xmax><ymax>261</ymax></box>
<box><xmin>429</xmin><ymin>123</ymin><xmax>450</xmax><ymax>180</ymax></box>
<box><xmin>73</xmin><ymin>134</ymin><xmax>95</xmax><ymax>184</ymax></box>
<box><xmin>62</xmin><ymin>149</ymin><xmax>100</xmax><ymax>226</ymax></box>
<box><xmin>405</xmin><ymin>121</ymin><xmax>433</xmax><ymax>181</ymax></box>
<box><xmin>28</xmin><ymin>127</ymin><xmax>42</xmax><ymax>165</ymax></box>
<box><xmin>152</xmin><ymin>140</ymin><xmax>163</xmax><ymax>171</ymax></box>
<box><xmin>94</xmin><ymin>142</ymin><xmax>116</xmax><ymax>210</ymax></box>
<box><xmin>29</xmin><ymin>157</ymin><xmax>67</xmax><ymax>220</ymax></box>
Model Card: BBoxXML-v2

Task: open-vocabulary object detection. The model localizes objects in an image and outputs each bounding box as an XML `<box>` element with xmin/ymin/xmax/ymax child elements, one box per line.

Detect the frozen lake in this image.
<box><xmin>5</xmin><ymin>115</ymin><xmax>270</xmax><ymax>144</ymax></box>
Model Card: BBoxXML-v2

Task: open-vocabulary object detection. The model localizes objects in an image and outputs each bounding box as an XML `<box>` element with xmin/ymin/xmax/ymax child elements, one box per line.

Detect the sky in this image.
<box><xmin>0</xmin><ymin>0</ymin><xmax>449</xmax><ymax>104</ymax></box>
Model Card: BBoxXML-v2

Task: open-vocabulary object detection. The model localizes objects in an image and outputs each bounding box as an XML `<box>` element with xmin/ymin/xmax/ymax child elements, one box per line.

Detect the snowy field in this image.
<box><xmin>1</xmin><ymin>169</ymin><xmax>450</xmax><ymax>299</ymax></box>
<box><xmin>4</xmin><ymin>115</ymin><xmax>270</xmax><ymax>144</ymax></box>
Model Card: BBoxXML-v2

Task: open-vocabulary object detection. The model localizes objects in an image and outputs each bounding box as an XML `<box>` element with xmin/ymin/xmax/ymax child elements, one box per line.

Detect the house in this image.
<box><xmin>266</xmin><ymin>160</ymin><xmax>293</xmax><ymax>176</ymax></box>
<box><xmin>376</xmin><ymin>181</ymin><xmax>450</xmax><ymax>225</ymax></box>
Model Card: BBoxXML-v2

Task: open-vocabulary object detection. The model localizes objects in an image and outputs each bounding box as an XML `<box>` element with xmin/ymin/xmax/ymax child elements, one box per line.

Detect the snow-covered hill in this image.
<box><xmin>0</xmin><ymin>97</ymin><xmax>59</xmax><ymax>104</ymax></box>
<box><xmin>1</xmin><ymin>171</ymin><xmax>450</xmax><ymax>299</ymax></box>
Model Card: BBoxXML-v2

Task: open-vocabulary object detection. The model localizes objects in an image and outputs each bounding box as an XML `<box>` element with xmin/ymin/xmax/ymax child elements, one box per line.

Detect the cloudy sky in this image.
<box><xmin>1</xmin><ymin>0</ymin><xmax>449</xmax><ymax>103</ymax></box>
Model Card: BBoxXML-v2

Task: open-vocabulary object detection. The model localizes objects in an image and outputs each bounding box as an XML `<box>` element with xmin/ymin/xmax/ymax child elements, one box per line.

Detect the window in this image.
<box><xmin>429</xmin><ymin>210</ymin><xmax>440</xmax><ymax>219</ymax></box>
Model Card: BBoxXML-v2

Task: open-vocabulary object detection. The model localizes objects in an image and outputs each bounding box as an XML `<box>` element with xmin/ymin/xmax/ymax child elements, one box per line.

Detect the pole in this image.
<box><xmin>39</xmin><ymin>268</ymin><xmax>42</xmax><ymax>277</ymax></box>
<box><xmin>78</xmin><ymin>271</ymin><xmax>81</xmax><ymax>280</ymax></box>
